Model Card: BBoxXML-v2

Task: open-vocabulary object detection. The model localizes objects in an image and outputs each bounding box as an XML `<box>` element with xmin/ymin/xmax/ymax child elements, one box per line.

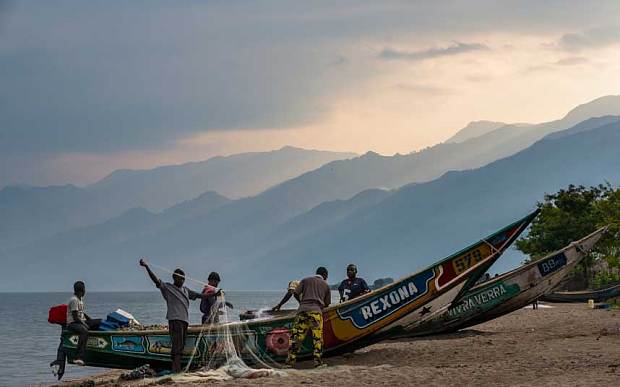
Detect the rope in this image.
<box><xmin>146</xmin><ymin>261</ymin><xmax>210</xmax><ymax>287</ymax></box>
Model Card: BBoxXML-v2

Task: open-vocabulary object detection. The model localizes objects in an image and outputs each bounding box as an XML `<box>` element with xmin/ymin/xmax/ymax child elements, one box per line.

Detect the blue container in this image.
<box><xmin>107</xmin><ymin>312</ymin><xmax>130</xmax><ymax>326</ymax></box>
<box><xmin>98</xmin><ymin>320</ymin><xmax>120</xmax><ymax>331</ymax></box>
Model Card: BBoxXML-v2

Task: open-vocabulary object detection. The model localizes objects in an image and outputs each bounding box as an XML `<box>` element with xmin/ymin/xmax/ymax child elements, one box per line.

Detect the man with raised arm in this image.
<box><xmin>139</xmin><ymin>258</ymin><xmax>209</xmax><ymax>373</ymax></box>
<box><xmin>286</xmin><ymin>267</ymin><xmax>331</xmax><ymax>368</ymax></box>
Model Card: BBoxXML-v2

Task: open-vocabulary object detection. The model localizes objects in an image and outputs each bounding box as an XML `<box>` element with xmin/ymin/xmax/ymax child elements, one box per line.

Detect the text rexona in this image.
<box><xmin>337</xmin><ymin>269</ymin><xmax>434</xmax><ymax>329</ymax></box>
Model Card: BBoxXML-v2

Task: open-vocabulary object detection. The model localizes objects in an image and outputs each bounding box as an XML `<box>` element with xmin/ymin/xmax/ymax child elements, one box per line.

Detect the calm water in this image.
<box><xmin>0</xmin><ymin>291</ymin><xmax>313</xmax><ymax>387</ymax></box>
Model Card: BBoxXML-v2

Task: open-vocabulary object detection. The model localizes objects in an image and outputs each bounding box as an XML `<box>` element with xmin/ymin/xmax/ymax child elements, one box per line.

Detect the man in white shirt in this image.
<box><xmin>66</xmin><ymin>281</ymin><xmax>101</xmax><ymax>365</ymax></box>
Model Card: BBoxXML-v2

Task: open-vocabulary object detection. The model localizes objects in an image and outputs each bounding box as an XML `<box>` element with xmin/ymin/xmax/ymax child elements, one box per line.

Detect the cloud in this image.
<box><xmin>328</xmin><ymin>55</ymin><xmax>349</xmax><ymax>66</ymax></box>
<box><xmin>379</xmin><ymin>42</ymin><xmax>489</xmax><ymax>61</ymax></box>
<box><xmin>466</xmin><ymin>74</ymin><xmax>494</xmax><ymax>83</ymax></box>
<box><xmin>395</xmin><ymin>83</ymin><xmax>453</xmax><ymax>95</ymax></box>
<box><xmin>555</xmin><ymin>27</ymin><xmax>620</xmax><ymax>51</ymax></box>
<box><xmin>3</xmin><ymin>1</ymin><xmax>620</xmax><ymax>186</ymax></box>
<box><xmin>555</xmin><ymin>57</ymin><xmax>588</xmax><ymax>66</ymax></box>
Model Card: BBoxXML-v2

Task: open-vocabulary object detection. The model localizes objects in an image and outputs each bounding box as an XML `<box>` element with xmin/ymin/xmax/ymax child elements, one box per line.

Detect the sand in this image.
<box><xmin>52</xmin><ymin>303</ymin><xmax>620</xmax><ymax>386</ymax></box>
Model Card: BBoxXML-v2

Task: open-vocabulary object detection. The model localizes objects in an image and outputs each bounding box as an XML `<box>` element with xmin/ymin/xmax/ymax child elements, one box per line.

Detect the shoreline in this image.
<box><xmin>50</xmin><ymin>303</ymin><xmax>620</xmax><ymax>386</ymax></box>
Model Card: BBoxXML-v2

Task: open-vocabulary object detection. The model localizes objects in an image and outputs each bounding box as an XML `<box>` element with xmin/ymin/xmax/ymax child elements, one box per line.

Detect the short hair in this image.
<box><xmin>316</xmin><ymin>266</ymin><xmax>328</xmax><ymax>277</ymax></box>
<box><xmin>208</xmin><ymin>272</ymin><xmax>221</xmax><ymax>282</ymax></box>
<box><xmin>347</xmin><ymin>264</ymin><xmax>357</xmax><ymax>270</ymax></box>
<box><xmin>173</xmin><ymin>268</ymin><xmax>185</xmax><ymax>280</ymax></box>
<box><xmin>73</xmin><ymin>281</ymin><xmax>85</xmax><ymax>293</ymax></box>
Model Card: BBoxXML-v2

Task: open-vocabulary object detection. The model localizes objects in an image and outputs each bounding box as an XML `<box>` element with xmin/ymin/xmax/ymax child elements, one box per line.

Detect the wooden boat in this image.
<box><xmin>541</xmin><ymin>282</ymin><xmax>620</xmax><ymax>303</ymax></box>
<box><xmin>397</xmin><ymin>227</ymin><xmax>607</xmax><ymax>337</ymax></box>
<box><xmin>60</xmin><ymin>211</ymin><xmax>537</xmax><ymax>371</ymax></box>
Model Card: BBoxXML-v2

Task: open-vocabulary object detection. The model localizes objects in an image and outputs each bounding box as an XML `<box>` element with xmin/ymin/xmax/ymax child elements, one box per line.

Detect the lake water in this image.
<box><xmin>0</xmin><ymin>291</ymin><xmax>321</xmax><ymax>387</ymax></box>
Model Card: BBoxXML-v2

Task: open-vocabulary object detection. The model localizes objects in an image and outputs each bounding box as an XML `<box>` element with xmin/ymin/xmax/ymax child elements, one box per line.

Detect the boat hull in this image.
<box><xmin>541</xmin><ymin>283</ymin><xmax>620</xmax><ymax>303</ymax></box>
<box><xmin>399</xmin><ymin>228</ymin><xmax>606</xmax><ymax>337</ymax></box>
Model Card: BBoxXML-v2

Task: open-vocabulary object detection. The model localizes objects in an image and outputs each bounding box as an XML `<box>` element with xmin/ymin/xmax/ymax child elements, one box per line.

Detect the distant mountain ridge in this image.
<box><xmin>246</xmin><ymin>119</ymin><xmax>620</xmax><ymax>287</ymax></box>
<box><xmin>87</xmin><ymin>146</ymin><xmax>357</xmax><ymax>210</ymax></box>
<box><xmin>0</xmin><ymin>147</ymin><xmax>354</xmax><ymax>248</ymax></box>
<box><xmin>445</xmin><ymin>120</ymin><xmax>508</xmax><ymax>143</ymax></box>
<box><xmin>3</xmin><ymin>95</ymin><xmax>620</xmax><ymax>291</ymax></box>
<box><xmin>3</xmin><ymin>112</ymin><xmax>620</xmax><ymax>291</ymax></box>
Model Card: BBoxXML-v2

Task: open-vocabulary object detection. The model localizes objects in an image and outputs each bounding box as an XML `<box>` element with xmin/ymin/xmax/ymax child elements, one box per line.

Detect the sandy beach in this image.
<box><xmin>52</xmin><ymin>303</ymin><xmax>619</xmax><ymax>387</ymax></box>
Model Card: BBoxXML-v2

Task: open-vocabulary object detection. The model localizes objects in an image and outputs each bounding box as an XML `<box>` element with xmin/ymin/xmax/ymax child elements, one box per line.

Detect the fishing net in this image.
<box><xmin>141</xmin><ymin>263</ymin><xmax>287</xmax><ymax>382</ymax></box>
<box><xmin>174</xmin><ymin>293</ymin><xmax>286</xmax><ymax>382</ymax></box>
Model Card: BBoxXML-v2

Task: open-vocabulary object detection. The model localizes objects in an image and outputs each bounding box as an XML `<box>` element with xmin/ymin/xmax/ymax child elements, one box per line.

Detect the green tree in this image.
<box><xmin>594</xmin><ymin>188</ymin><xmax>620</xmax><ymax>268</ymax></box>
<box><xmin>515</xmin><ymin>184</ymin><xmax>615</xmax><ymax>287</ymax></box>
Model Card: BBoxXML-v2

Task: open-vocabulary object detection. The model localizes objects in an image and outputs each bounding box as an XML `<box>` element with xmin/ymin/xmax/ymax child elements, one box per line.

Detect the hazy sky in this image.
<box><xmin>2</xmin><ymin>1</ymin><xmax>620</xmax><ymax>186</ymax></box>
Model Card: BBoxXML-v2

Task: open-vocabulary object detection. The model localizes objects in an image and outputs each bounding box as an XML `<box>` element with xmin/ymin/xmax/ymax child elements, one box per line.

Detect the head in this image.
<box><xmin>346</xmin><ymin>264</ymin><xmax>358</xmax><ymax>279</ymax></box>
<box><xmin>316</xmin><ymin>266</ymin><xmax>328</xmax><ymax>281</ymax></box>
<box><xmin>73</xmin><ymin>281</ymin><xmax>85</xmax><ymax>298</ymax></box>
<box><xmin>208</xmin><ymin>272</ymin><xmax>221</xmax><ymax>287</ymax></box>
<box><xmin>172</xmin><ymin>268</ymin><xmax>185</xmax><ymax>287</ymax></box>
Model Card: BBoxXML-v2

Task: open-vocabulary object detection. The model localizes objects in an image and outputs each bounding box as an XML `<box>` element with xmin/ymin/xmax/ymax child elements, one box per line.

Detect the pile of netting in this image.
<box><xmin>172</xmin><ymin>293</ymin><xmax>287</xmax><ymax>382</ymax></box>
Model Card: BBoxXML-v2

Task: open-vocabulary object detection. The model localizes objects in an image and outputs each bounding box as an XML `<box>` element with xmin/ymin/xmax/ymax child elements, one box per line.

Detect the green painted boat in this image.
<box><xmin>541</xmin><ymin>282</ymin><xmax>620</xmax><ymax>303</ymax></box>
<box><xmin>60</xmin><ymin>211</ymin><xmax>537</xmax><ymax>371</ymax></box>
<box><xmin>398</xmin><ymin>227</ymin><xmax>607</xmax><ymax>337</ymax></box>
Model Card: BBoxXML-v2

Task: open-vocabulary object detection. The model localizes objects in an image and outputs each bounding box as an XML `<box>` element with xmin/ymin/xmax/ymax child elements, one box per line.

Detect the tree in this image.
<box><xmin>515</xmin><ymin>184</ymin><xmax>617</xmax><ymax>288</ymax></box>
<box><xmin>594</xmin><ymin>188</ymin><xmax>620</xmax><ymax>268</ymax></box>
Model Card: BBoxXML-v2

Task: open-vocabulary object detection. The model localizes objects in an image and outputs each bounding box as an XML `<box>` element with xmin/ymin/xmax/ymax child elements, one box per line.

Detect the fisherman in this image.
<box><xmin>286</xmin><ymin>267</ymin><xmax>331</xmax><ymax>368</ymax></box>
<box><xmin>200</xmin><ymin>271</ymin><xmax>233</xmax><ymax>324</ymax></box>
<box><xmin>139</xmin><ymin>259</ymin><xmax>210</xmax><ymax>373</ymax></box>
<box><xmin>338</xmin><ymin>264</ymin><xmax>370</xmax><ymax>302</ymax></box>
<box><xmin>271</xmin><ymin>280</ymin><xmax>301</xmax><ymax>311</ymax></box>
<box><xmin>66</xmin><ymin>281</ymin><xmax>101</xmax><ymax>366</ymax></box>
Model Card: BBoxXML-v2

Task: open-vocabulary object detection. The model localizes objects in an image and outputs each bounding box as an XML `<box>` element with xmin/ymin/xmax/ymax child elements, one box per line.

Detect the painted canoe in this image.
<box><xmin>399</xmin><ymin>227</ymin><xmax>607</xmax><ymax>337</ymax></box>
<box><xmin>541</xmin><ymin>282</ymin><xmax>620</xmax><ymax>303</ymax></box>
<box><xmin>60</xmin><ymin>211</ymin><xmax>538</xmax><ymax>371</ymax></box>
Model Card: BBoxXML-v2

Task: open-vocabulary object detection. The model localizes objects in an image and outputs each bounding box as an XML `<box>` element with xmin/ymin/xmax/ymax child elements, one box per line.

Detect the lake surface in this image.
<box><xmin>0</xmin><ymin>291</ymin><xmax>318</xmax><ymax>386</ymax></box>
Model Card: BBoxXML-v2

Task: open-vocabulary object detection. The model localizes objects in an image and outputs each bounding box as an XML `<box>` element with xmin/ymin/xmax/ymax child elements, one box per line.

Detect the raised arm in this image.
<box><xmin>139</xmin><ymin>259</ymin><xmax>161</xmax><ymax>287</ymax></box>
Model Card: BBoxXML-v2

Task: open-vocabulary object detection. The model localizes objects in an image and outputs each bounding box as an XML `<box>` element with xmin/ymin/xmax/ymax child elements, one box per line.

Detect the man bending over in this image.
<box><xmin>286</xmin><ymin>267</ymin><xmax>331</xmax><ymax>368</ymax></box>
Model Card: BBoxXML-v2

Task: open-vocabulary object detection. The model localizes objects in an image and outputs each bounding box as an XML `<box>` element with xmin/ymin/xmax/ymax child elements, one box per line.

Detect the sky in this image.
<box><xmin>2</xmin><ymin>0</ymin><xmax>620</xmax><ymax>187</ymax></box>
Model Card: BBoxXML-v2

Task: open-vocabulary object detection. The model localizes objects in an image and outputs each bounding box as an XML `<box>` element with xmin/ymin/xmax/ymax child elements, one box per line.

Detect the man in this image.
<box><xmin>66</xmin><ymin>281</ymin><xmax>101</xmax><ymax>366</ymax></box>
<box><xmin>338</xmin><ymin>264</ymin><xmax>370</xmax><ymax>303</ymax></box>
<box><xmin>139</xmin><ymin>259</ymin><xmax>209</xmax><ymax>373</ymax></box>
<box><xmin>200</xmin><ymin>271</ymin><xmax>233</xmax><ymax>324</ymax></box>
<box><xmin>271</xmin><ymin>280</ymin><xmax>301</xmax><ymax>311</ymax></box>
<box><xmin>286</xmin><ymin>267</ymin><xmax>331</xmax><ymax>368</ymax></box>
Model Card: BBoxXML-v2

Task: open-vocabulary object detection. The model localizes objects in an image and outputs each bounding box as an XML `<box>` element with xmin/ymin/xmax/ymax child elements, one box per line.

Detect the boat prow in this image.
<box><xmin>404</xmin><ymin>226</ymin><xmax>607</xmax><ymax>336</ymax></box>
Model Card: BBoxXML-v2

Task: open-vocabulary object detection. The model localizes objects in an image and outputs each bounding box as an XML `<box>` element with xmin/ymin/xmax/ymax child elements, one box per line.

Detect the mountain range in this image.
<box><xmin>2</xmin><ymin>96</ymin><xmax>620</xmax><ymax>291</ymax></box>
<box><xmin>0</xmin><ymin>147</ymin><xmax>354</xmax><ymax>249</ymax></box>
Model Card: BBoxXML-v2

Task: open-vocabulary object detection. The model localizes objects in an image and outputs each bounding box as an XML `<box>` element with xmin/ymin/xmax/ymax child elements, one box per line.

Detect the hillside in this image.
<box><xmin>246</xmin><ymin>120</ymin><xmax>620</xmax><ymax>287</ymax></box>
<box><xmin>3</xmin><ymin>117</ymin><xmax>620</xmax><ymax>291</ymax></box>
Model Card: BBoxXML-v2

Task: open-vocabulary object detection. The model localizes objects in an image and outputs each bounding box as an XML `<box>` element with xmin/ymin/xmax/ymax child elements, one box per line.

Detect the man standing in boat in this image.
<box><xmin>338</xmin><ymin>264</ymin><xmax>371</xmax><ymax>302</ymax></box>
<box><xmin>286</xmin><ymin>267</ymin><xmax>331</xmax><ymax>368</ymax></box>
<box><xmin>200</xmin><ymin>271</ymin><xmax>233</xmax><ymax>324</ymax></box>
<box><xmin>139</xmin><ymin>259</ymin><xmax>210</xmax><ymax>373</ymax></box>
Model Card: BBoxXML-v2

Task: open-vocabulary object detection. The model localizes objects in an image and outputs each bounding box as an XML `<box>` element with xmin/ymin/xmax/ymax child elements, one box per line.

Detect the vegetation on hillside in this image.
<box><xmin>516</xmin><ymin>184</ymin><xmax>620</xmax><ymax>288</ymax></box>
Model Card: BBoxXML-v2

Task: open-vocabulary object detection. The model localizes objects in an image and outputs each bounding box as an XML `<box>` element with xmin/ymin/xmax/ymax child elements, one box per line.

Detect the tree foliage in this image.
<box><xmin>516</xmin><ymin>184</ymin><xmax>620</xmax><ymax>287</ymax></box>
